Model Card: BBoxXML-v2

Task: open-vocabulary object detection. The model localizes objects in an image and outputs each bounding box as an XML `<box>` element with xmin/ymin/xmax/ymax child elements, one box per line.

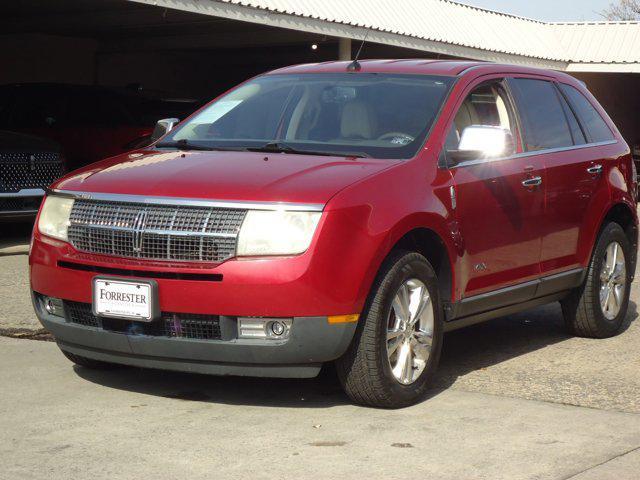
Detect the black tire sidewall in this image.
<box><xmin>589</xmin><ymin>223</ymin><xmax>632</xmax><ymax>333</ymax></box>
<box><xmin>372</xmin><ymin>252</ymin><xmax>444</xmax><ymax>404</ymax></box>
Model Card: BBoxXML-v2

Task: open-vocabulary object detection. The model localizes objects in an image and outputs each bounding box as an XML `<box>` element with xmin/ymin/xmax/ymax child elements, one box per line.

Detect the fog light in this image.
<box><xmin>238</xmin><ymin>318</ymin><xmax>292</xmax><ymax>340</ymax></box>
<box><xmin>270</xmin><ymin>321</ymin><xmax>285</xmax><ymax>336</ymax></box>
<box><xmin>43</xmin><ymin>296</ymin><xmax>64</xmax><ymax>318</ymax></box>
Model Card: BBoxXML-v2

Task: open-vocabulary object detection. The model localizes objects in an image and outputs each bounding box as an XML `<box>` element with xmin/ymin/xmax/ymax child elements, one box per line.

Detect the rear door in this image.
<box><xmin>446</xmin><ymin>78</ymin><xmax>546</xmax><ymax>298</ymax></box>
<box><xmin>509</xmin><ymin>78</ymin><xmax>616</xmax><ymax>274</ymax></box>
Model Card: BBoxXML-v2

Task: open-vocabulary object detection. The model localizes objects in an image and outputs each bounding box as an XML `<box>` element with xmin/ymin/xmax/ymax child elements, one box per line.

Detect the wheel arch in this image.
<box><xmin>598</xmin><ymin>202</ymin><xmax>638</xmax><ymax>276</ymax></box>
<box><xmin>356</xmin><ymin>214</ymin><xmax>458</xmax><ymax>315</ymax></box>
<box><xmin>391</xmin><ymin>228</ymin><xmax>454</xmax><ymax>306</ymax></box>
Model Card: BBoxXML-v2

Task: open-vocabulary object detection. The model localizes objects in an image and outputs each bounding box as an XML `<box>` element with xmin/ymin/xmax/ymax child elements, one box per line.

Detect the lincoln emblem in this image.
<box><xmin>132</xmin><ymin>210</ymin><xmax>148</xmax><ymax>253</ymax></box>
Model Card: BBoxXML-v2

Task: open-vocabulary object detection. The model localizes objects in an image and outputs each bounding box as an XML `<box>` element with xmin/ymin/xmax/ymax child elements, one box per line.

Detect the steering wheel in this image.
<box><xmin>377</xmin><ymin>132</ymin><xmax>415</xmax><ymax>144</ymax></box>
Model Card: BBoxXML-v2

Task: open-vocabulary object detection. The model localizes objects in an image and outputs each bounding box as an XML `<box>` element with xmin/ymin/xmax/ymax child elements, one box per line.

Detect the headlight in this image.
<box><xmin>237</xmin><ymin>210</ymin><xmax>321</xmax><ymax>256</ymax></box>
<box><xmin>38</xmin><ymin>195</ymin><xmax>74</xmax><ymax>241</ymax></box>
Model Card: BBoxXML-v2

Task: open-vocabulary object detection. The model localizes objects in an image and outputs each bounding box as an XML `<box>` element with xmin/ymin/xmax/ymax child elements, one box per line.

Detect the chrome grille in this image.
<box><xmin>68</xmin><ymin>199</ymin><xmax>246</xmax><ymax>263</ymax></box>
<box><xmin>0</xmin><ymin>151</ymin><xmax>63</xmax><ymax>193</ymax></box>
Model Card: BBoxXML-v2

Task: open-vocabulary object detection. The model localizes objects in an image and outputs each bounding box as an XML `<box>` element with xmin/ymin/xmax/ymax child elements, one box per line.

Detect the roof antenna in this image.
<box><xmin>347</xmin><ymin>31</ymin><xmax>369</xmax><ymax>72</ymax></box>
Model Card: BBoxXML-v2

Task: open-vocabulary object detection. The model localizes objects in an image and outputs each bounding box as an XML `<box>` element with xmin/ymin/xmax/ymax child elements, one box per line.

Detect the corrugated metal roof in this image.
<box><xmin>131</xmin><ymin>0</ymin><xmax>640</xmax><ymax>67</ymax></box>
<box><xmin>551</xmin><ymin>22</ymin><xmax>640</xmax><ymax>63</ymax></box>
<box><xmin>219</xmin><ymin>0</ymin><xmax>568</xmax><ymax>61</ymax></box>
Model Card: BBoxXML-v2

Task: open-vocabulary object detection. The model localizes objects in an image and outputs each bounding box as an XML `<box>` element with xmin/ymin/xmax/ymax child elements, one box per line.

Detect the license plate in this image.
<box><xmin>92</xmin><ymin>277</ymin><xmax>158</xmax><ymax>322</ymax></box>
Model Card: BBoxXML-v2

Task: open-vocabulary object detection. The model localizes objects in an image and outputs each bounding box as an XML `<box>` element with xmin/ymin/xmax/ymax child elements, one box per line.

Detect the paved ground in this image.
<box><xmin>0</xmin><ymin>255</ymin><xmax>34</xmax><ymax>333</ymax></box>
<box><xmin>2</xmin><ymin>336</ymin><xmax>640</xmax><ymax>480</ymax></box>
<box><xmin>1</xmin><ymin>229</ymin><xmax>640</xmax><ymax>479</ymax></box>
<box><xmin>0</xmin><ymin>221</ymin><xmax>31</xmax><ymax>256</ymax></box>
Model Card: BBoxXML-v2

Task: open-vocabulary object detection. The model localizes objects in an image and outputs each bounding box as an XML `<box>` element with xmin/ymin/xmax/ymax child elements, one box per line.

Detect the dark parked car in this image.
<box><xmin>0</xmin><ymin>130</ymin><xmax>64</xmax><ymax>220</ymax></box>
<box><xmin>31</xmin><ymin>61</ymin><xmax>637</xmax><ymax>407</ymax></box>
<box><xmin>0</xmin><ymin>84</ymin><xmax>201</xmax><ymax>170</ymax></box>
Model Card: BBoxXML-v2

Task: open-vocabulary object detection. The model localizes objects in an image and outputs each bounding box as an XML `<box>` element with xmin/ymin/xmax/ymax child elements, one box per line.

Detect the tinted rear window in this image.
<box><xmin>509</xmin><ymin>78</ymin><xmax>573</xmax><ymax>151</ymax></box>
<box><xmin>558</xmin><ymin>84</ymin><xmax>614</xmax><ymax>143</ymax></box>
<box><xmin>557</xmin><ymin>90</ymin><xmax>586</xmax><ymax>146</ymax></box>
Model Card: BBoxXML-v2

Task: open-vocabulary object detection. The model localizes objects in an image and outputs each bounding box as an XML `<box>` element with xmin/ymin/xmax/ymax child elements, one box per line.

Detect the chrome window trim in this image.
<box><xmin>449</xmin><ymin>139</ymin><xmax>618</xmax><ymax>169</ymax></box>
<box><xmin>0</xmin><ymin>188</ymin><xmax>46</xmax><ymax>198</ymax></box>
<box><xmin>50</xmin><ymin>189</ymin><xmax>325</xmax><ymax>212</ymax></box>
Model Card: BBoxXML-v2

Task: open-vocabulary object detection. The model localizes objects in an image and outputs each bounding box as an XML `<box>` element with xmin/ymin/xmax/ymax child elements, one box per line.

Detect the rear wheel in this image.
<box><xmin>335</xmin><ymin>251</ymin><xmax>443</xmax><ymax>408</ymax></box>
<box><xmin>61</xmin><ymin>350</ymin><xmax>125</xmax><ymax>370</ymax></box>
<box><xmin>561</xmin><ymin>222</ymin><xmax>632</xmax><ymax>338</ymax></box>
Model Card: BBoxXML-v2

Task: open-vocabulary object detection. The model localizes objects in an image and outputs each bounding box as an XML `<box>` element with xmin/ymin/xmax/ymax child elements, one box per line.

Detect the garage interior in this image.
<box><xmin>1</xmin><ymin>0</ymin><xmax>639</xmax><ymax>150</ymax></box>
<box><xmin>0</xmin><ymin>0</ymin><xmax>441</xmax><ymax>100</ymax></box>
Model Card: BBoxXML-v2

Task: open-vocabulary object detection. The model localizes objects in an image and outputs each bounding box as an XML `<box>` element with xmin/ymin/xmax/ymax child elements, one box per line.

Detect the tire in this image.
<box><xmin>61</xmin><ymin>349</ymin><xmax>125</xmax><ymax>370</ymax></box>
<box><xmin>561</xmin><ymin>222</ymin><xmax>632</xmax><ymax>338</ymax></box>
<box><xmin>335</xmin><ymin>251</ymin><xmax>443</xmax><ymax>408</ymax></box>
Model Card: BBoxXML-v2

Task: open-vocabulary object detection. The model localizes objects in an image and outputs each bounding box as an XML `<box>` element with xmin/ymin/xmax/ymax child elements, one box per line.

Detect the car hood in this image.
<box><xmin>53</xmin><ymin>148</ymin><xmax>402</xmax><ymax>206</ymax></box>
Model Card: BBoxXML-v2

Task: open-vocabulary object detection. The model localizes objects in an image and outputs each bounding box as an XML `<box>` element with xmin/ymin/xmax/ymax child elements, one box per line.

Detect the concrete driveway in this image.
<box><xmin>1</xmin><ymin>242</ymin><xmax>640</xmax><ymax>479</ymax></box>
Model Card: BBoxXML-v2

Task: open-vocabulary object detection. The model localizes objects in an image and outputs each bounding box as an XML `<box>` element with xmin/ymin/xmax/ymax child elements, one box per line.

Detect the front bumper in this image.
<box><xmin>29</xmin><ymin>203</ymin><xmax>376</xmax><ymax>377</ymax></box>
<box><xmin>0</xmin><ymin>188</ymin><xmax>45</xmax><ymax>220</ymax></box>
<box><xmin>33</xmin><ymin>293</ymin><xmax>357</xmax><ymax>378</ymax></box>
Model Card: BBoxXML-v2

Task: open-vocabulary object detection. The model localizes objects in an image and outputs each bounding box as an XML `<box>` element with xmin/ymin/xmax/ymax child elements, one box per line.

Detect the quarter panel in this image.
<box><xmin>326</xmin><ymin>150</ymin><xmax>459</xmax><ymax>305</ymax></box>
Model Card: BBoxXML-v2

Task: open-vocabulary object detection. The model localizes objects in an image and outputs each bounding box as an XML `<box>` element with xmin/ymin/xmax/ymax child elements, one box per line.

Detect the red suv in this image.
<box><xmin>30</xmin><ymin>61</ymin><xmax>638</xmax><ymax>408</ymax></box>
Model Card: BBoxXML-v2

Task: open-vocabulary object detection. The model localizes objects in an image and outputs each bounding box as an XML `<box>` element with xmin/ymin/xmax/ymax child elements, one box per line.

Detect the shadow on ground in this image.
<box><xmin>0</xmin><ymin>221</ymin><xmax>33</xmax><ymax>255</ymax></box>
<box><xmin>73</xmin><ymin>301</ymin><xmax>637</xmax><ymax>409</ymax></box>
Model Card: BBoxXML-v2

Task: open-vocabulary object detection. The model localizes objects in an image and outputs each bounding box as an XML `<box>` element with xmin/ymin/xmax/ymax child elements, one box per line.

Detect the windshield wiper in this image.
<box><xmin>156</xmin><ymin>139</ymin><xmax>246</xmax><ymax>152</ymax></box>
<box><xmin>247</xmin><ymin>142</ymin><xmax>370</xmax><ymax>158</ymax></box>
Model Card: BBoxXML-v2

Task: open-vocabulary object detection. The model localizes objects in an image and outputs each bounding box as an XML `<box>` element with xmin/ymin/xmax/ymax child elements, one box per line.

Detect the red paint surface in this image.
<box><xmin>31</xmin><ymin>61</ymin><xmax>638</xmax><ymax>317</ymax></box>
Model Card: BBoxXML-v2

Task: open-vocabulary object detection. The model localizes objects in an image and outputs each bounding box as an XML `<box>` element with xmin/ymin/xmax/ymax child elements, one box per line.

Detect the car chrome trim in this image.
<box><xmin>0</xmin><ymin>188</ymin><xmax>46</xmax><ymax>198</ymax></box>
<box><xmin>73</xmin><ymin>222</ymin><xmax>237</xmax><ymax>238</ymax></box>
<box><xmin>50</xmin><ymin>189</ymin><xmax>325</xmax><ymax>212</ymax></box>
<box><xmin>449</xmin><ymin>140</ymin><xmax>619</xmax><ymax>169</ymax></box>
<box><xmin>521</xmin><ymin>176</ymin><xmax>542</xmax><ymax>187</ymax></box>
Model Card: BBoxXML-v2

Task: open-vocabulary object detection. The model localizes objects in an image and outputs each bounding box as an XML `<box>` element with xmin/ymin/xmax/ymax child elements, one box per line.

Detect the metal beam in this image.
<box><xmin>338</xmin><ymin>38</ymin><xmax>351</xmax><ymax>61</ymax></box>
<box><xmin>100</xmin><ymin>28</ymin><xmax>321</xmax><ymax>53</ymax></box>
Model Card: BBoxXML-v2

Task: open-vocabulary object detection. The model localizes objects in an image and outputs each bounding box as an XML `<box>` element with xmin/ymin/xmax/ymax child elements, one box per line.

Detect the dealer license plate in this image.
<box><xmin>93</xmin><ymin>278</ymin><xmax>155</xmax><ymax>321</ymax></box>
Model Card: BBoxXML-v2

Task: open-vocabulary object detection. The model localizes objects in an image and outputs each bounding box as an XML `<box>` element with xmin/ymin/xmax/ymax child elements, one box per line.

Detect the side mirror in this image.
<box><xmin>151</xmin><ymin>118</ymin><xmax>179</xmax><ymax>142</ymax></box>
<box><xmin>447</xmin><ymin>125</ymin><xmax>514</xmax><ymax>165</ymax></box>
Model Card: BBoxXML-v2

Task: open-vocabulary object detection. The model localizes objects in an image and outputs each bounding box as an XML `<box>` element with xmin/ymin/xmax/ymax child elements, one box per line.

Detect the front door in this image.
<box><xmin>445</xmin><ymin>78</ymin><xmax>546</xmax><ymax>298</ymax></box>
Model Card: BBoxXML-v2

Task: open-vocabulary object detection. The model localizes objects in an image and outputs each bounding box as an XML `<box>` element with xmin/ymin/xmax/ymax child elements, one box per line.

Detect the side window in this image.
<box><xmin>558</xmin><ymin>84</ymin><xmax>615</xmax><ymax>143</ymax></box>
<box><xmin>558</xmin><ymin>92</ymin><xmax>586</xmax><ymax>146</ymax></box>
<box><xmin>445</xmin><ymin>80</ymin><xmax>517</xmax><ymax>160</ymax></box>
<box><xmin>509</xmin><ymin>78</ymin><xmax>574</xmax><ymax>151</ymax></box>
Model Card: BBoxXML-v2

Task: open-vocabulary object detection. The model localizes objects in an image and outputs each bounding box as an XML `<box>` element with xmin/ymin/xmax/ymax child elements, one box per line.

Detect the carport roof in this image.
<box><xmin>132</xmin><ymin>0</ymin><xmax>640</xmax><ymax>71</ymax></box>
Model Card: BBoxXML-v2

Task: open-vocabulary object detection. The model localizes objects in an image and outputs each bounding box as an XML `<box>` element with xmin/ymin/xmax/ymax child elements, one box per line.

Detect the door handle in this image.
<box><xmin>522</xmin><ymin>176</ymin><xmax>542</xmax><ymax>187</ymax></box>
<box><xmin>587</xmin><ymin>164</ymin><xmax>603</xmax><ymax>174</ymax></box>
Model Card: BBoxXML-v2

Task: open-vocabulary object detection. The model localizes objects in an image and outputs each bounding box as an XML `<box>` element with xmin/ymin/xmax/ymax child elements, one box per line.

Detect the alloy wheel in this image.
<box><xmin>599</xmin><ymin>241</ymin><xmax>626</xmax><ymax>320</ymax></box>
<box><xmin>386</xmin><ymin>278</ymin><xmax>435</xmax><ymax>385</ymax></box>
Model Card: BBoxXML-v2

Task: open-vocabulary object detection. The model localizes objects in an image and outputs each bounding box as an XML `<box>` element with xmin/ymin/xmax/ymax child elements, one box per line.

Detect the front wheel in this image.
<box><xmin>561</xmin><ymin>222</ymin><xmax>632</xmax><ymax>338</ymax></box>
<box><xmin>335</xmin><ymin>251</ymin><xmax>443</xmax><ymax>408</ymax></box>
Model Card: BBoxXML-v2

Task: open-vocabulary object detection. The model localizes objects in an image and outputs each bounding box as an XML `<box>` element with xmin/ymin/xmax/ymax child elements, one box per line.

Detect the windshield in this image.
<box><xmin>161</xmin><ymin>73</ymin><xmax>454</xmax><ymax>159</ymax></box>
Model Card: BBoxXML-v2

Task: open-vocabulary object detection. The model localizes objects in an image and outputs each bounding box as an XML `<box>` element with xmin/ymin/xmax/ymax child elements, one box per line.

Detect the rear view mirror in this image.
<box><xmin>447</xmin><ymin>125</ymin><xmax>514</xmax><ymax>165</ymax></box>
<box><xmin>151</xmin><ymin>118</ymin><xmax>180</xmax><ymax>142</ymax></box>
